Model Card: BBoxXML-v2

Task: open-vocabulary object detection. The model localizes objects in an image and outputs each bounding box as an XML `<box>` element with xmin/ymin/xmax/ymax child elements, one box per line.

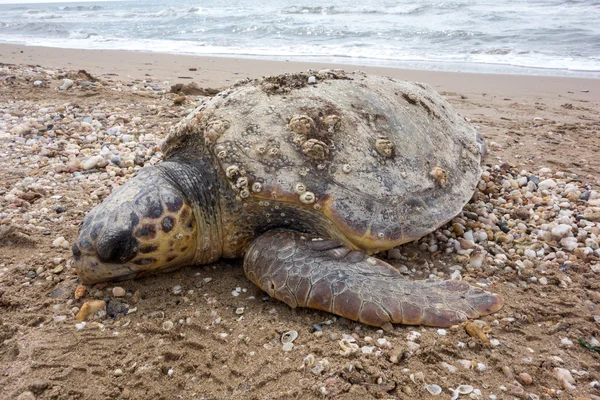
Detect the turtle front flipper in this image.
<box><xmin>244</xmin><ymin>230</ymin><xmax>503</xmax><ymax>328</ymax></box>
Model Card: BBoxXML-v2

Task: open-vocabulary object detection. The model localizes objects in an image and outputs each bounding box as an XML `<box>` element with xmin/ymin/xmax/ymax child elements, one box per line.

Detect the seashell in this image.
<box><xmin>425</xmin><ymin>384</ymin><xmax>442</xmax><ymax>395</ymax></box>
<box><xmin>456</xmin><ymin>385</ymin><xmax>473</xmax><ymax>394</ymax></box>
<box><xmin>303</xmin><ymin>354</ymin><xmax>315</xmax><ymax>367</ymax></box>
<box><xmin>282</xmin><ymin>342</ymin><xmax>294</xmax><ymax>351</ymax></box>
<box><xmin>339</xmin><ymin>338</ymin><xmax>359</xmax><ymax>356</ymax></box>
<box><xmin>281</xmin><ymin>330</ymin><xmax>298</xmax><ymax>344</ymax></box>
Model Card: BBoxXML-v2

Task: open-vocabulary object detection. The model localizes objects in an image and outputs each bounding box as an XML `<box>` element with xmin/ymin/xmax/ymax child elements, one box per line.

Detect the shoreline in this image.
<box><xmin>1</xmin><ymin>43</ymin><xmax>599</xmax><ymax>101</ymax></box>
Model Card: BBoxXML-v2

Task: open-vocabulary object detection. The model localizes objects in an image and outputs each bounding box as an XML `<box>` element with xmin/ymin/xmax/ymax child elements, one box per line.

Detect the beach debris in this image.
<box><xmin>465</xmin><ymin>321</ymin><xmax>490</xmax><ymax>344</ymax></box>
<box><xmin>170</xmin><ymin>82</ymin><xmax>220</xmax><ymax>96</ymax></box>
<box><xmin>59</xmin><ymin>79</ymin><xmax>74</xmax><ymax>90</ymax></box>
<box><xmin>554</xmin><ymin>368</ymin><xmax>576</xmax><ymax>390</ymax></box>
<box><xmin>75</xmin><ymin>300</ymin><xmax>106</xmax><ymax>322</ymax></box>
<box><xmin>578</xmin><ymin>338</ymin><xmax>600</xmax><ymax>354</ymax></box>
<box><xmin>74</xmin><ymin>285</ymin><xmax>86</xmax><ymax>300</ymax></box>
<box><xmin>281</xmin><ymin>330</ymin><xmax>298</xmax><ymax>344</ymax></box>
<box><xmin>425</xmin><ymin>384</ymin><xmax>442</xmax><ymax>395</ymax></box>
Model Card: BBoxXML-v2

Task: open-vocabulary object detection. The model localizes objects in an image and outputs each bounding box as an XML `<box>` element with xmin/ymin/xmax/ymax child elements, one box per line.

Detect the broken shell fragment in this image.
<box><xmin>75</xmin><ymin>300</ymin><xmax>106</xmax><ymax>322</ymax></box>
<box><xmin>281</xmin><ymin>330</ymin><xmax>298</xmax><ymax>344</ymax></box>
<box><xmin>339</xmin><ymin>338</ymin><xmax>359</xmax><ymax>356</ymax></box>
<box><xmin>342</xmin><ymin>164</ymin><xmax>352</xmax><ymax>174</ymax></box>
<box><xmin>375</xmin><ymin>138</ymin><xmax>394</xmax><ymax>157</ymax></box>
<box><xmin>456</xmin><ymin>385</ymin><xmax>474</xmax><ymax>394</ymax></box>
<box><xmin>74</xmin><ymin>284</ymin><xmax>86</xmax><ymax>300</ymax></box>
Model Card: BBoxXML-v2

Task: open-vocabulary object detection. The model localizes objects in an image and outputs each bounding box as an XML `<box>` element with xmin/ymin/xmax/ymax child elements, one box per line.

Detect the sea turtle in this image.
<box><xmin>72</xmin><ymin>70</ymin><xmax>503</xmax><ymax>328</ymax></box>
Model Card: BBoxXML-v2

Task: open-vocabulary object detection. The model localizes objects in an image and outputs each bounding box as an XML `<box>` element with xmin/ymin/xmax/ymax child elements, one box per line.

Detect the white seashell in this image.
<box><xmin>425</xmin><ymin>384</ymin><xmax>442</xmax><ymax>395</ymax></box>
<box><xmin>281</xmin><ymin>330</ymin><xmax>298</xmax><ymax>344</ymax></box>
<box><xmin>457</xmin><ymin>384</ymin><xmax>474</xmax><ymax>394</ymax></box>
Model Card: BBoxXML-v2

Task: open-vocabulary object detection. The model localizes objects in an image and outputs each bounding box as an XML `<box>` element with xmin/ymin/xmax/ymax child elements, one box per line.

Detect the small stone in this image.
<box><xmin>82</xmin><ymin>155</ymin><xmax>104</xmax><ymax>170</ymax></box>
<box><xmin>114</xmin><ymin>369</ymin><xmax>123</xmax><ymax>376</ymax></box>
<box><xmin>51</xmin><ymin>265</ymin><xmax>64</xmax><ymax>274</ymax></box>
<box><xmin>59</xmin><ymin>79</ymin><xmax>74</xmax><ymax>90</ymax></box>
<box><xmin>538</xmin><ymin>178</ymin><xmax>557</xmax><ymax>191</ymax></box>
<box><xmin>172</xmin><ymin>285</ymin><xmax>182</xmax><ymax>295</ymax></box>
<box><xmin>308</xmin><ymin>76</ymin><xmax>317</xmax><ymax>84</ymax></box>
<box><xmin>112</xmin><ymin>287</ymin><xmax>126</xmax><ymax>297</ymax></box>
<box><xmin>560</xmin><ymin>337</ymin><xmax>574</xmax><ymax>348</ymax></box>
<box><xmin>554</xmin><ymin>367</ymin><xmax>576</xmax><ymax>390</ymax></box>
<box><xmin>17</xmin><ymin>391</ymin><xmax>36</xmax><ymax>400</ymax></box>
<box><xmin>52</xmin><ymin>236</ymin><xmax>69</xmax><ymax>248</ymax></box>
<box><xmin>502</xmin><ymin>365</ymin><xmax>514</xmax><ymax>379</ymax></box>
<box><xmin>121</xmin><ymin>134</ymin><xmax>134</xmax><ymax>143</ymax></box>
<box><xmin>235</xmin><ymin>307</ymin><xmax>244</xmax><ymax>315</ymax></box>
<box><xmin>517</xmin><ymin>372</ymin><xmax>533</xmax><ymax>385</ymax></box>
<box><xmin>33</xmin><ymin>80</ymin><xmax>43</xmax><ymax>86</ymax></box>
<box><xmin>552</xmin><ymin>224</ymin><xmax>572</xmax><ymax>239</ymax></box>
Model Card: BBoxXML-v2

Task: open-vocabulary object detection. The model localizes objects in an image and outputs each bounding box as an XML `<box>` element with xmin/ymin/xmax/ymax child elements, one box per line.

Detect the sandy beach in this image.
<box><xmin>1</xmin><ymin>44</ymin><xmax>600</xmax><ymax>400</ymax></box>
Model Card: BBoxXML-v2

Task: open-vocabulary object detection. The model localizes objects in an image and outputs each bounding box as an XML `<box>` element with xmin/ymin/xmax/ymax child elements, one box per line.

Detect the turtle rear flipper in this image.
<box><xmin>244</xmin><ymin>230</ymin><xmax>503</xmax><ymax>328</ymax></box>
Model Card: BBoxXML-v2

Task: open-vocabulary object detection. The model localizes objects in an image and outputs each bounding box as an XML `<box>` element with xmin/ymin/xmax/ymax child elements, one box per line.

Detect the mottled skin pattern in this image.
<box><xmin>73</xmin><ymin>71</ymin><xmax>503</xmax><ymax>328</ymax></box>
<box><xmin>245</xmin><ymin>231</ymin><xmax>501</xmax><ymax>327</ymax></box>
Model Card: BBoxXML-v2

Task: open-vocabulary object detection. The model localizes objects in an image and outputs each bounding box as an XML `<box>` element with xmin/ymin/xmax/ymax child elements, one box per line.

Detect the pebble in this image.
<box><xmin>560</xmin><ymin>337</ymin><xmax>574</xmax><ymax>348</ymax></box>
<box><xmin>114</xmin><ymin>369</ymin><xmax>123</xmax><ymax>376</ymax></box>
<box><xmin>52</xmin><ymin>236</ymin><xmax>69</xmax><ymax>249</ymax></box>
<box><xmin>552</xmin><ymin>224</ymin><xmax>572</xmax><ymax>239</ymax></box>
<box><xmin>554</xmin><ymin>367</ymin><xmax>576</xmax><ymax>390</ymax></box>
<box><xmin>517</xmin><ymin>372</ymin><xmax>533</xmax><ymax>385</ymax></box>
<box><xmin>112</xmin><ymin>287</ymin><xmax>126</xmax><ymax>297</ymax></box>
<box><xmin>82</xmin><ymin>155</ymin><xmax>104</xmax><ymax>170</ymax></box>
<box><xmin>59</xmin><ymin>79</ymin><xmax>74</xmax><ymax>90</ymax></box>
<box><xmin>308</xmin><ymin>76</ymin><xmax>317</xmax><ymax>84</ymax></box>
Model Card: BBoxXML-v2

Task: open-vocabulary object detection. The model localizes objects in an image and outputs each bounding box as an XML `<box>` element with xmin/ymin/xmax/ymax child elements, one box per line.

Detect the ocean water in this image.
<box><xmin>0</xmin><ymin>0</ymin><xmax>599</xmax><ymax>77</ymax></box>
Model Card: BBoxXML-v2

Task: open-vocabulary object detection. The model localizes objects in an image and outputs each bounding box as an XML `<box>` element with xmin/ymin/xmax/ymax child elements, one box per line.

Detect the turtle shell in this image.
<box><xmin>163</xmin><ymin>71</ymin><xmax>484</xmax><ymax>252</ymax></box>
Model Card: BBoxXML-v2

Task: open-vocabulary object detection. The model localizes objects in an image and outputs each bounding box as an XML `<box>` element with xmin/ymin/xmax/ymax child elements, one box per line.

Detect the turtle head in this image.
<box><xmin>72</xmin><ymin>166</ymin><xmax>198</xmax><ymax>284</ymax></box>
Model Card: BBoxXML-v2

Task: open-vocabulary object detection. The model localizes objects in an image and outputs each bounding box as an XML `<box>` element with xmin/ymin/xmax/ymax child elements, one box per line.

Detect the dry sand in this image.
<box><xmin>1</xmin><ymin>44</ymin><xmax>600</xmax><ymax>400</ymax></box>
